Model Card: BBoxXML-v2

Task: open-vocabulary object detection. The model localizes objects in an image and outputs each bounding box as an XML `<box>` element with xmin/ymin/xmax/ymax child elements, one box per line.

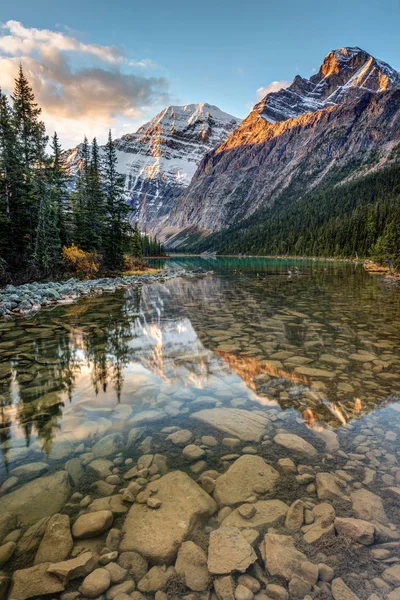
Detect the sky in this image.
<box><xmin>0</xmin><ymin>0</ymin><xmax>399</xmax><ymax>148</ymax></box>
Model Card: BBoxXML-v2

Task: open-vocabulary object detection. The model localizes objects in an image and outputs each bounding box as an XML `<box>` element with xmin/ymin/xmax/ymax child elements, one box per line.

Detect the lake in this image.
<box><xmin>0</xmin><ymin>257</ymin><xmax>399</xmax><ymax>599</ymax></box>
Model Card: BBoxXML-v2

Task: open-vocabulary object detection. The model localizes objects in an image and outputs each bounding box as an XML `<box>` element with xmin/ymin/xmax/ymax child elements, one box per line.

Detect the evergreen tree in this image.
<box><xmin>50</xmin><ymin>132</ymin><xmax>69</xmax><ymax>246</ymax></box>
<box><xmin>85</xmin><ymin>137</ymin><xmax>105</xmax><ymax>251</ymax></box>
<box><xmin>103</xmin><ymin>130</ymin><xmax>130</xmax><ymax>269</ymax></box>
<box><xmin>0</xmin><ymin>89</ymin><xmax>16</xmax><ymax>264</ymax></box>
<box><xmin>131</xmin><ymin>222</ymin><xmax>143</xmax><ymax>258</ymax></box>
<box><xmin>12</xmin><ymin>65</ymin><xmax>45</xmax><ymax>259</ymax></box>
<box><xmin>71</xmin><ymin>136</ymin><xmax>90</xmax><ymax>248</ymax></box>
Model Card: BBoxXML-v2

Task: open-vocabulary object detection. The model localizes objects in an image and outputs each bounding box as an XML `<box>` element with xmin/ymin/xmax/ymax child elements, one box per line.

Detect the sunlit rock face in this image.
<box><xmin>163</xmin><ymin>47</ymin><xmax>400</xmax><ymax>243</ymax></box>
<box><xmin>62</xmin><ymin>104</ymin><xmax>240</xmax><ymax>231</ymax></box>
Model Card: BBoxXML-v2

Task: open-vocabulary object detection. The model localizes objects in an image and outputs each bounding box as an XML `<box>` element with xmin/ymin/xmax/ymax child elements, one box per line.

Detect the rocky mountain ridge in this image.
<box><xmin>161</xmin><ymin>47</ymin><xmax>400</xmax><ymax>246</ymax></box>
<box><xmin>62</xmin><ymin>103</ymin><xmax>240</xmax><ymax>231</ymax></box>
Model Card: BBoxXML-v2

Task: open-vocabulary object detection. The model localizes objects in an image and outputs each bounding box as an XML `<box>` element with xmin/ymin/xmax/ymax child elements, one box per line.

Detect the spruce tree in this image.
<box><xmin>0</xmin><ymin>89</ymin><xmax>16</xmax><ymax>264</ymax></box>
<box><xmin>50</xmin><ymin>132</ymin><xmax>69</xmax><ymax>246</ymax></box>
<box><xmin>71</xmin><ymin>136</ymin><xmax>90</xmax><ymax>248</ymax></box>
<box><xmin>131</xmin><ymin>222</ymin><xmax>143</xmax><ymax>258</ymax></box>
<box><xmin>103</xmin><ymin>130</ymin><xmax>130</xmax><ymax>269</ymax></box>
<box><xmin>85</xmin><ymin>137</ymin><xmax>105</xmax><ymax>251</ymax></box>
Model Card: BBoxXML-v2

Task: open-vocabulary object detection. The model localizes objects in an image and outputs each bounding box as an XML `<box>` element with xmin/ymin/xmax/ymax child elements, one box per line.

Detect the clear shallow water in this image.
<box><xmin>0</xmin><ymin>258</ymin><xmax>400</xmax><ymax>598</ymax></box>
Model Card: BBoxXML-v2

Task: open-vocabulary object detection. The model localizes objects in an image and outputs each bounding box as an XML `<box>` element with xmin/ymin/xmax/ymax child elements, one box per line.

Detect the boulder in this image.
<box><xmin>214</xmin><ymin>575</ymin><xmax>236</xmax><ymax>600</ymax></box>
<box><xmin>47</xmin><ymin>551</ymin><xmax>97</xmax><ymax>583</ymax></box>
<box><xmin>331</xmin><ymin>577</ymin><xmax>359</xmax><ymax>600</ymax></box>
<box><xmin>9</xmin><ymin>563</ymin><xmax>65</xmax><ymax>600</ymax></box>
<box><xmin>175</xmin><ymin>541</ymin><xmax>209</xmax><ymax>591</ymax></box>
<box><xmin>166</xmin><ymin>429</ymin><xmax>193</xmax><ymax>445</ymax></box>
<box><xmin>351</xmin><ymin>489</ymin><xmax>387</xmax><ymax>523</ymax></box>
<box><xmin>382</xmin><ymin>565</ymin><xmax>400</xmax><ymax>586</ymax></box>
<box><xmin>0</xmin><ymin>512</ymin><xmax>17</xmax><ymax>543</ymax></box>
<box><xmin>263</xmin><ymin>533</ymin><xmax>307</xmax><ymax>581</ymax></box>
<box><xmin>138</xmin><ymin>565</ymin><xmax>176</xmax><ymax>593</ymax></box>
<box><xmin>334</xmin><ymin>517</ymin><xmax>375</xmax><ymax>545</ymax></box>
<box><xmin>0</xmin><ymin>542</ymin><xmax>16</xmax><ymax>568</ymax></box>
<box><xmin>0</xmin><ymin>471</ymin><xmax>70</xmax><ymax>526</ymax></box>
<box><xmin>208</xmin><ymin>526</ymin><xmax>257</xmax><ymax>575</ymax></box>
<box><xmin>221</xmin><ymin>500</ymin><xmax>288</xmax><ymax>530</ymax></box>
<box><xmin>72</xmin><ymin>510</ymin><xmax>113</xmax><ymax>539</ymax></box>
<box><xmin>316</xmin><ymin>473</ymin><xmax>350</xmax><ymax>503</ymax></box>
<box><xmin>34</xmin><ymin>514</ymin><xmax>73</xmax><ymax>564</ymax></box>
<box><xmin>191</xmin><ymin>408</ymin><xmax>269</xmax><ymax>442</ymax></box>
<box><xmin>11</xmin><ymin>462</ymin><xmax>49</xmax><ymax>480</ymax></box>
<box><xmin>285</xmin><ymin>500</ymin><xmax>304</xmax><ymax>531</ymax></box>
<box><xmin>79</xmin><ymin>568</ymin><xmax>111</xmax><ymax>598</ymax></box>
<box><xmin>182</xmin><ymin>444</ymin><xmax>206</xmax><ymax>461</ymax></box>
<box><xmin>92</xmin><ymin>434</ymin><xmax>122</xmax><ymax>458</ymax></box>
<box><xmin>273</xmin><ymin>434</ymin><xmax>317</xmax><ymax>457</ymax></box>
<box><xmin>213</xmin><ymin>455</ymin><xmax>279</xmax><ymax>505</ymax></box>
<box><xmin>120</xmin><ymin>471</ymin><xmax>216</xmax><ymax>562</ymax></box>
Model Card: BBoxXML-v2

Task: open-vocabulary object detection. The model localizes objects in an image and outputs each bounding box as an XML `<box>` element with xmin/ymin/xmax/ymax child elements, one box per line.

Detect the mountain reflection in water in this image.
<box><xmin>0</xmin><ymin>257</ymin><xmax>400</xmax><ymax>473</ymax></box>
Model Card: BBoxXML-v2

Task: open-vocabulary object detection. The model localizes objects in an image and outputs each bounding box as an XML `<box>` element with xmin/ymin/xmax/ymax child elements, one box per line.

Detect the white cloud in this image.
<box><xmin>0</xmin><ymin>21</ymin><xmax>168</xmax><ymax>147</ymax></box>
<box><xmin>256</xmin><ymin>80</ymin><xmax>291</xmax><ymax>100</ymax></box>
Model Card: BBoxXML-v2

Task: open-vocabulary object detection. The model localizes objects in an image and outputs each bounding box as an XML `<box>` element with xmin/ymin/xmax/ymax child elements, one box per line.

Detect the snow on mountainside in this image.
<box><xmin>162</xmin><ymin>47</ymin><xmax>400</xmax><ymax>242</ymax></box>
<box><xmin>62</xmin><ymin>103</ymin><xmax>240</xmax><ymax>231</ymax></box>
<box><xmin>256</xmin><ymin>47</ymin><xmax>400</xmax><ymax>123</ymax></box>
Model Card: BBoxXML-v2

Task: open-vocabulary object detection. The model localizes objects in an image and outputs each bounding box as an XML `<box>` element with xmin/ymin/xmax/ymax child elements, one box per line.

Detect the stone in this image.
<box><xmin>88</xmin><ymin>494</ymin><xmax>128</xmax><ymax>514</ymax></box>
<box><xmin>72</xmin><ymin>510</ymin><xmax>113</xmax><ymax>539</ymax></box>
<box><xmin>294</xmin><ymin>366</ymin><xmax>335</xmax><ymax>378</ymax></box>
<box><xmin>0</xmin><ymin>512</ymin><xmax>17</xmax><ymax>542</ymax></box>
<box><xmin>213</xmin><ymin>455</ymin><xmax>279</xmax><ymax>505</ymax></box>
<box><xmin>238</xmin><ymin>504</ymin><xmax>256</xmax><ymax>520</ymax></box>
<box><xmin>208</xmin><ymin>526</ymin><xmax>257</xmax><ymax>575</ymax></box>
<box><xmin>288</xmin><ymin>575</ymin><xmax>312</xmax><ymax>599</ymax></box>
<box><xmin>383</xmin><ymin>566</ymin><xmax>400</xmax><ymax>586</ymax></box>
<box><xmin>316</xmin><ymin>473</ymin><xmax>350</xmax><ymax>502</ymax></box>
<box><xmin>277</xmin><ymin>458</ymin><xmax>297</xmax><ymax>473</ymax></box>
<box><xmin>285</xmin><ymin>500</ymin><xmax>304</xmax><ymax>531</ymax></box>
<box><xmin>382</xmin><ymin>487</ymin><xmax>400</xmax><ymax>502</ymax></box>
<box><xmin>221</xmin><ymin>500</ymin><xmax>288</xmax><ymax>530</ymax></box>
<box><xmin>106</xmin><ymin>528</ymin><xmax>122</xmax><ymax>551</ymax></box>
<box><xmin>11</xmin><ymin>461</ymin><xmax>48</xmax><ymax>479</ymax></box>
<box><xmin>235</xmin><ymin>584</ymin><xmax>254</xmax><ymax>600</ymax></box>
<box><xmin>214</xmin><ymin>575</ymin><xmax>236</xmax><ymax>600</ymax></box>
<box><xmin>351</xmin><ymin>489</ymin><xmax>387</xmax><ymax>523</ymax></box>
<box><xmin>0</xmin><ymin>542</ymin><xmax>16</xmax><ymax>568</ymax></box>
<box><xmin>388</xmin><ymin>590</ymin><xmax>400</xmax><ymax>600</ymax></box>
<box><xmin>138</xmin><ymin>566</ymin><xmax>175</xmax><ymax>593</ymax></box>
<box><xmin>87</xmin><ymin>459</ymin><xmax>114</xmax><ymax>478</ymax></box>
<box><xmin>331</xmin><ymin>577</ymin><xmax>359</xmax><ymax>600</ymax></box>
<box><xmin>237</xmin><ymin>575</ymin><xmax>260</xmax><ymax>593</ymax></box>
<box><xmin>274</xmin><ymin>433</ymin><xmax>317</xmax><ymax>457</ymax></box>
<box><xmin>265</xmin><ymin>584</ymin><xmax>288</xmax><ymax>600</ymax></box>
<box><xmin>303</xmin><ymin>521</ymin><xmax>334</xmax><ymax>545</ymax></box>
<box><xmin>0</xmin><ymin>471</ymin><xmax>70</xmax><ymax>526</ymax></box>
<box><xmin>17</xmin><ymin>517</ymin><xmax>49</xmax><ymax>555</ymax></box>
<box><xmin>334</xmin><ymin>517</ymin><xmax>375</xmax><ymax>545</ymax></box>
<box><xmin>130</xmin><ymin>410</ymin><xmax>165</xmax><ymax>426</ymax></box>
<box><xmin>118</xmin><ymin>551</ymin><xmax>148</xmax><ymax>582</ymax></box>
<box><xmin>107</xmin><ymin>581</ymin><xmax>135</xmax><ymax>599</ymax></box>
<box><xmin>318</xmin><ymin>563</ymin><xmax>334</xmax><ymax>582</ymax></box>
<box><xmin>175</xmin><ymin>541</ymin><xmax>209</xmax><ymax>591</ymax></box>
<box><xmin>34</xmin><ymin>514</ymin><xmax>73</xmax><ymax>564</ymax></box>
<box><xmin>80</xmin><ymin>568</ymin><xmax>111</xmax><ymax>598</ymax></box>
<box><xmin>65</xmin><ymin>458</ymin><xmax>84</xmax><ymax>485</ymax></box>
<box><xmin>166</xmin><ymin>429</ymin><xmax>193</xmax><ymax>445</ymax></box>
<box><xmin>182</xmin><ymin>444</ymin><xmax>206</xmax><ymax>461</ymax></box>
<box><xmin>47</xmin><ymin>552</ymin><xmax>97</xmax><ymax>583</ymax></box>
<box><xmin>263</xmin><ymin>533</ymin><xmax>307</xmax><ymax>581</ymax></box>
<box><xmin>0</xmin><ymin>576</ymin><xmax>10</xmax><ymax>600</ymax></box>
<box><xmin>120</xmin><ymin>471</ymin><xmax>216</xmax><ymax>562</ymax></box>
<box><xmin>92</xmin><ymin>434</ymin><xmax>122</xmax><ymax>457</ymax></box>
<box><xmin>300</xmin><ymin>562</ymin><xmax>319</xmax><ymax>586</ymax></box>
<box><xmin>105</xmin><ymin>562</ymin><xmax>127</xmax><ymax>583</ymax></box>
<box><xmin>202</xmin><ymin>435</ymin><xmax>218</xmax><ymax>447</ymax></box>
<box><xmin>9</xmin><ymin>563</ymin><xmax>65</xmax><ymax>600</ymax></box>
<box><xmin>191</xmin><ymin>408</ymin><xmax>269</xmax><ymax>442</ymax></box>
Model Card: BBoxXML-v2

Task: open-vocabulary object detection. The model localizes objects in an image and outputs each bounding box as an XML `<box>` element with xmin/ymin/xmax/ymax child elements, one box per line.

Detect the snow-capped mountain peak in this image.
<box><xmin>256</xmin><ymin>46</ymin><xmax>400</xmax><ymax>123</ymax></box>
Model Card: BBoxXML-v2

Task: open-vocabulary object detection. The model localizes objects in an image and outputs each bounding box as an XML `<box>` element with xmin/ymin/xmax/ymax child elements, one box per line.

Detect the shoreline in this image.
<box><xmin>0</xmin><ymin>268</ymin><xmax>210</xmax><ymax>320</ymax></box>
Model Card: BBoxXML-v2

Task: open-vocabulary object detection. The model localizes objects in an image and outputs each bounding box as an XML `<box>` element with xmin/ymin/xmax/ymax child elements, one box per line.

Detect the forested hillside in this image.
<box><xmin>189</xmin><ymin>162</ymin><xmax>400</xmax><ymax>269</ymax></box>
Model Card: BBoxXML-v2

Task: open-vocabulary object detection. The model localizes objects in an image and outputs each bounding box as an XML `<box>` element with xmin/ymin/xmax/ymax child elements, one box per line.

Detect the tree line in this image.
<box><xmin>0</xmin><ymin>66</ymin><xmax>165</xmax><ymax>282</ymax></box>
<box><xmin>191</xmin><ymin>162</ymin><xmax>400</xmax><ymax>270</ymax></box>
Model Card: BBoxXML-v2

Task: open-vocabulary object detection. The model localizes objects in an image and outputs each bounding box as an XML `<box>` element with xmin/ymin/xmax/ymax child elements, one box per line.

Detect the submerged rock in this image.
<box><xmin>175</xmin><ymin>541</ymin><xmax>209</xmax><ymax>591</ymax></box>
<box><xmin>0</xmin><ymin>471</ymin><xmax>70</xmax><ymax>526</ymax></box>
<box><xmin>72</xmin><ymin>510</ymin><xmax>113</xmax><ymax>539</ymax></box>
<box><xmin>208</xmin><ymin>526</ymin><xmax>257</xmax><ymax>574</ymax></box>
<box><xmin>191</xmin><ymin>408</ymin><xmax>269</xmax><ymax>442</ymax></box>
<box><xmin>334</xmin><ymin>517</ymin><xmax>375</xmax><ymax>545</ymax></box>
<box><xmin>221</xmin><ymin>500</ymin><xmax>288</xmax><ymax>530</ymax></box>
<box><xmin>34</xmin><ymin>514</ymin><xmax>73</xmax><ymax>564</ymax></box>
<box><xmin>351</xmin><ymin>489</ymin><xmax>387</xmax><ymax>523</ymax></box>
<box><xmin>120</xmin><ymin>470</ymin><xmax>216</xmax><ymax>562</ymax></box>
<box><xmin>9</xmin><ymin>563</ymin><xmax>65</xmax><ymax>600</ymax></box>
<box><xmin>213</xmin><ymin>455</ymin><xmax>280</xmax><ymax>505</ymax></box>
<box><xmin>263</xmin><ymin>533</ymin><xmax>307</xmax><ymax>581</ymax></box>
<box><xmin>273</xmin><ymin>433</ymin><xmax>317</xmax><ymax>457</ymax></box>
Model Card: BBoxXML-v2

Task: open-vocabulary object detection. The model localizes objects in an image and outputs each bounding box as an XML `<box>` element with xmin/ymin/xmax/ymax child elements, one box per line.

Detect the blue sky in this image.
<box><xmin>0</xmin><ymin>0</ymin><xmax>399</xmax><ymax>146</ymax></box>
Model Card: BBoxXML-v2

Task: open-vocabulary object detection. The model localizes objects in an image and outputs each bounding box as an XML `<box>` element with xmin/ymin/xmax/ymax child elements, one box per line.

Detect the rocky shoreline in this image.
<box><xmin>0</xmin><ymin>269</ymin><xmax>210</xmax><ymax>319</ymax></box>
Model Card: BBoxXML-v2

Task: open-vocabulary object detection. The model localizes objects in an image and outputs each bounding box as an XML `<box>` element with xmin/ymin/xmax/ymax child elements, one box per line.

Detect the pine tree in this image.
<box><xmin>71</xmin><ymin>136</ymin><xmax>90</xmax><ymax>248</ymax></box>
<box><xmin>84</xmin><ymin>137</ymin><xmax>105</xmax><ymax>251</ymax></box>
<box><xmin>0</xmin><ymin>89</ymin><xmax>17</xmax><ymax>264</ymax></box>
<box><xmin>131</xmin><ymin>222</ymin><xmax>143</xmax><ymax>258</ymax></box>
<box><xmin>12</xmin><ymin>65</ymin><xmax>45</xmax><ymax>259</ymax></box>
<box><xmin>50</xmin><ymin>132</ymin><xmax>69</xmax><ymax>246</ymax></box>
<box><xmin>103</xmin><ymin>130</ymin><xmax>130</xmax><ymax>269</ymax></box>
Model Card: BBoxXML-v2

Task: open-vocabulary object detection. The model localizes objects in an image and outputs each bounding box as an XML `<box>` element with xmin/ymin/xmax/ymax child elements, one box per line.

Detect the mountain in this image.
<box><xmin>162</xmin><ymin>47</ymin><xmax>400</xmax><ymax>248</ymax></box>
<box><xmin>62</xmin><ymin>103</ymin><xmax>240</xmax><ymax>230</ymax></box>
